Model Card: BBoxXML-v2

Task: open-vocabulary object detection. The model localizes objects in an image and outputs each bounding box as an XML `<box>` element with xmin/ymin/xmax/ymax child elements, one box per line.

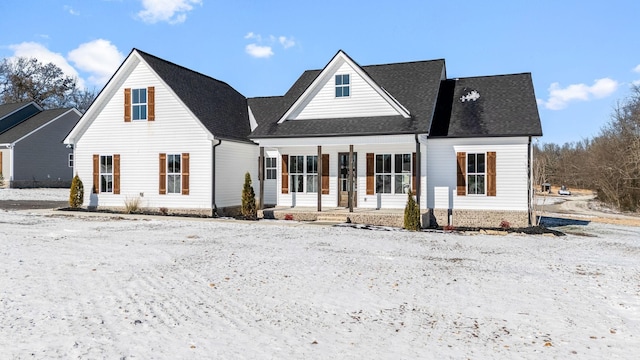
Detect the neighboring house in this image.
<box><xmin>0</xmin><ymin>102</ymin><xmax>81</xmax><ymax>188</ymax></box>
<box><xmin>249</xmin><ymin>50</ymin><xmax>542</xmax><ymax>227</ymax></box>
<box><xmin>64</xmin><ymin>49</ymin><xmax>257</xmax><ymax>216</ymax></box>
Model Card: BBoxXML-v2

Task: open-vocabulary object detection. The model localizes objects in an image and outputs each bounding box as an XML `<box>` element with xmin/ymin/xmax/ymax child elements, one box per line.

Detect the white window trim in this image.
<box><xmin>167</xmin><ymin>154</ymin><xmax>182</xmax><ymax>194</ymax></box>
<box><xmin>289</xmin><ymin>155</ymin><xmax>318</xmax><ymax>194</ymax></box>
<box><xmin>265</xmin><ymin>157</ymin><xmax>277</xmax><ymax>180</ymax></box>
<box><xmin>467</xmin><ymin>152</ymin><xmax>486</xmax><ymax>196</ymax></box>
<box><xmin>68</xmin><ymin>153</ymin><xmax>74</xmax><ymax>168</ymax></box>
<box><xmin>375</xmin><ymin>153</ymin><xmax>412</xmax><ymax>195</ymax></box>
<box><xmin>132</xmin><ymin>88</ymin><xmax>148</xmax><ymax>121</ymax></box>
<box><xmin>100</xmin><ymin>155</ymin><xmax>113</xmax><ymax>193</ymax></box>
<box><xmin>335</xmin><ymin>74</ymin><xmax>350</xmax><ymax>98</ymax></box>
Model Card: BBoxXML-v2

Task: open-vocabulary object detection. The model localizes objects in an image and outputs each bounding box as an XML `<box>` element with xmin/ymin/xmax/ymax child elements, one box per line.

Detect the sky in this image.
<box><xmin>1</xmin><ymin>0</ymin><xmax>639</xmax><ymax>145</ymax></box>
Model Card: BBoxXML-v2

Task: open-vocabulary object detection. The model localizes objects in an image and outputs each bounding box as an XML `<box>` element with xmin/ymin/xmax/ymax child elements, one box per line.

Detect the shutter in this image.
<box><xmin>124</xmin><ymin>88</ymin><xmax>131</xmax><ymax>122</ymax></box>
<box><xmin>93</xmin><ymin>154</ymin><xmax>99</xmax><ymax>193</ymax></box>
<box><xmin>182</xmin><ymin>153</ymin><xmax>190</xmax><ymax>195</ymax></box>
<box><xmin>147</xmin><ymin>86</ymin><xmax>155</xmax><ymax>121</ymax></box>
<box><xmin>281</xmin><ymin>155</ymin><xmax>289</xmax><ymax>194</ymax></box>
<box><xmin>321</xmin><ymin>154</ymin><xmax>329</xmax><ymax>195</ymax></box>
<box><xmin>487</xmin><ymin>151</ymin><xmax>496</xmax><ymax>196</ymax></box>
<box><xmin>113</xmin><ymin>154</ymin><xmax>120</xmax><ymax>194</ymax></box>
<box><xmin>366</xmin><ymin>153</ymin><xmax>374</xmax><ymax>195</ymax></box>
<box><xmin>456</xmin><ymin>152</ymin><xmax>466</xmax><ymax>196</ymax></box>
<box><xmin>159</xmin><ymin>153</ymin><xmax>166</xmax><ymax>195</ymax></box>
<box><xmin>412</xmin><ymin>152</ymin><xmax>417</xmax><ymax>193</ymax></box>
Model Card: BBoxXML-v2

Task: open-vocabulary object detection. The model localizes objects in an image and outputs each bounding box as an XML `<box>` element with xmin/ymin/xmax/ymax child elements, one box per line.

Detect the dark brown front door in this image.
<box><xmin>338</xmin><ymin>152</ymin><xmax>357</xmax><ymax>207</ymax></box>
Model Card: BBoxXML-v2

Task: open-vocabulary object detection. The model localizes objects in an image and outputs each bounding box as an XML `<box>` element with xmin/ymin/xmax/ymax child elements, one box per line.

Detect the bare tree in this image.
<box><xmin>0</xmin><ymin>57</ymin><xmax>96</xmax><ymax>112</ymax></box>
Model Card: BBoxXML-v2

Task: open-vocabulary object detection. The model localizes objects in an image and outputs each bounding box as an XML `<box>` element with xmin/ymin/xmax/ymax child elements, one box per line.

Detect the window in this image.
<box><xmin>289</xmin><ymin>155</ymin><xmax>318</xmax><ymax>193</ymax></box>
<box><xmin>335</xmin><ymin>74</ymin><xmax>350</xmax><ymax>97</ymax></box>
<box><xmin>375</xmin><ymin>154</ymin><xmax>392</xmax><ymax>193</ymax></box>
<box><xmin>467</xmin><ymin>153</ymin><xmax>486</xmax><ymax>195</ymax></box>
<box><xmin>100</xmin><ymin>155</ymin><xmax>113</xmax><ymax>193</ymax></box>
<box><xmin>375</xmin><ymin>153</ymin><xmax>412</xmax><ymax>194</ymax></box>
<box><xmin>306</xmin><ymin>156</ymin><xmax>318</xmax><ymax>193</ymax></box>
<box><xmin>265</xmin><ymin>157</ymin><xmax>277</xmax><ymax>180</ymax></box>
<box><xmin>394</xmin><ymin>154</ymin><xmax>412</xmax><ymax>194</ymax></box>
<box><xmin>132</xmin><ymin>88</ymin><xmax>147</xmax><ymax>120</ymax></box>
<box><xmin>167</xmin><ymin>154</ymin><xmax>181</xmax><ymax>194</ymax></box>
<box><xmin>68</xmin><ymin>153</ymin><xmax>74</xmax><ymax>168</ymax></box>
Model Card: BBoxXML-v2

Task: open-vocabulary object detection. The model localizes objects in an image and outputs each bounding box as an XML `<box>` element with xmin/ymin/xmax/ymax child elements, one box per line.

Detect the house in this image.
<box><xmin>0</xmin><ymin>102</ymin><xmax>81</xmax><ymax>188</ymax></box>
<box><xmin>249</xmin><ymin>51</ymin><xmax>542</xmax><ymax>228</ymax></box>
<box><xmin>64</xmin><ymin>48</ymin><xmax>542</xmax><ymax>227</ymax></box>
<box><xmin>64</xmin><ymin>49</ymin><xmax>258</xmax><ymax>216</ymax></box>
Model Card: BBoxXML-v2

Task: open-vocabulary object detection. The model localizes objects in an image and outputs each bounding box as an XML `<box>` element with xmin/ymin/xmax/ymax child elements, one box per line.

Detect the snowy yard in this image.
<box><xmin>0</xmin><ymin>189</ymin><xmax>639</xmax><ymax>359</ymax></box>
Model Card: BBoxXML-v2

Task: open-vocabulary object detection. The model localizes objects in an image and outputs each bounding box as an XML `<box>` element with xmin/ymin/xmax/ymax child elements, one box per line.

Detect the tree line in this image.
<box><xmin>534</xmin><ymin>85</ymin><xmax>640</xmax><ymax>211</ymax></box>
<box><xmin>0</xmin><ymin>57</ymin><xmax>96</xmax><ymax>112</ymax></box>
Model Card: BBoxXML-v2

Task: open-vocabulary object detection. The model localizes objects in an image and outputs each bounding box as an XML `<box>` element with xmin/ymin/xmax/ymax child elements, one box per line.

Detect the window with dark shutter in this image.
<box><xmin>181</xmin><ymin>153</ymin><xmax>189</xmax><ymax>195</ymax></box>
<box><xmin>487</xmin><ymin>151</ymin><xmax>496</xmax><ymax>196</ymax></box>
<box><xmin>456</xmin><ymin>152</ymin><xmax>466</xmax><ymax>196</ymax></box>
<box><xmin>321</xmin><ymin>154</ymin><xmax>329</xmax><ymax>194</ymax></box>
<box><xmin>93</xmin><ymin>154</ymin><xmax>99</xmax><ymax>193</ymax></box>
<box><xmin>366</xmin><ymin>153</ymin><xmax>374</xmax><ymax>195</ymax></box>
<box><xmin>159</xmin><ymin>153</ymin><xmax>167</xmax><ymax>194</ymax></box>
<box><xmin>113</xmin><ymin>154</ymin><xmax>120</xmax><ymax>194</ymax></box>
<box><xmin>124</xmin><ymin>88</ymin><xmax>131</xmax><ymax>122</ymax></box>
<box><xmin>148</xmin><ymin>86</ymin><xmax>155</xmax><ymax>121</ymax></box>
<box><xmin>281</xmin><ymin>155</ymin><xmax>289</xmax><ymax>194</ymax></box>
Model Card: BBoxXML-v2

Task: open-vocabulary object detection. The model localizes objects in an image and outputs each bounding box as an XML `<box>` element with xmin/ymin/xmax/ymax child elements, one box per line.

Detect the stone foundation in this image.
<box><xmin>426</xmin><ymin>208</ymin><xmax>529</xmax><ymax>228</ymax></box>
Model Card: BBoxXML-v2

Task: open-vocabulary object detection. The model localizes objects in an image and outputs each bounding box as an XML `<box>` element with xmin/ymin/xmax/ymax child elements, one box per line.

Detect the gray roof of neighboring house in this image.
<box><xmin>0</xmin><ymin>108</ymin><xmax>74</xmax><ymax>143</ymax></box>
<box><xmin>135</xmin><ymin>49</ymin><xmax>251</xmax><ymax>143</ymax></box>
<box><xmin>429</xmin><ymin>73</ymin><xmax>543</xmax><ymax>137</ymax></box>
<box><xmin>249</xmin><ymin>57</ymin><xmax>446</xmax><ymax>138</ymax></box>
<box><xmin>0</xmin><ymin>102</ymin><xmax>31</xmax><ymax>118</ymax></box>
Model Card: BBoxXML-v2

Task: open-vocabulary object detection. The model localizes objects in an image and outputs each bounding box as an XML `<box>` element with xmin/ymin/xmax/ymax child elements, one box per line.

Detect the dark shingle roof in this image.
<box><xmin>0</xmin><ymin>102</ymin><xmax>31</xmax><ymax>119</ymax></box>
<box><xmin>430</xmin><ymin>73</ymin><xmax>542</xmax><ymax>137</ymax></box>
<box><xmin>136</xmin><ymin>49</ymin><xmax>251</xmax><ymax>142</ymax></box>
<box><xmin>0</xmin><ymin>108</ymin><xmax>71</xmax><ymax>143</ymax></box>
<box><xmin>249</xmin><ymin>58</ymin><xmax>446</xmax><ymax>138</ymax></box>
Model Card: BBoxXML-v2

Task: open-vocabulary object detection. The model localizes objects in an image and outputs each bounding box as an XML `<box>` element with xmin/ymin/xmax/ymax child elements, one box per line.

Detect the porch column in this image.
<box><xmin>259</xmin><ymin>147</ymin><xmax>264</xmax><ymax>210</ymax></box>
<box><xmin>317</xmin><ymin>145</ymin><xmax>322</xmax><ymax>212</ymax></box>
<box><xmin>348</xmin><ymin>144</ymin><xmax>354</xmax><ymax>213</ymax></box>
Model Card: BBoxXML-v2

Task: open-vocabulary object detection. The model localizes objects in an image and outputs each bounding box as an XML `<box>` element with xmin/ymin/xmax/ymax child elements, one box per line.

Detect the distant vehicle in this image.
<box><xmin>558</xmin><ymin>185</ymin><xmax>571</xmax><ymax>196</ymax></box>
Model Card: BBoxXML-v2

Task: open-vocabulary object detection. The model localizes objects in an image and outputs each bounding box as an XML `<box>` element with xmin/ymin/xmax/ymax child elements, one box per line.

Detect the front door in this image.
<box><xmin>338</xmin><ymin>152</ymin><xmax>357</xmax><ymax>207</ymax></box>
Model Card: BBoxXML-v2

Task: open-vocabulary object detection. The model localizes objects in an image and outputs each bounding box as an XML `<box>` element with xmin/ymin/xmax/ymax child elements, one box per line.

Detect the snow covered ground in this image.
<box><xmin>0</xmin><ymin>189</ymin><xmax>639</xmax><ymax>359</ymax></box>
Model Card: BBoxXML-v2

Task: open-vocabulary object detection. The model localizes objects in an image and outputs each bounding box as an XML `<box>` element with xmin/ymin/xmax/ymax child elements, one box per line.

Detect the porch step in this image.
<box><xmin>316</xmin><ymin>215</ymin><xmax>349</xmax><ymax>223</ymax></box>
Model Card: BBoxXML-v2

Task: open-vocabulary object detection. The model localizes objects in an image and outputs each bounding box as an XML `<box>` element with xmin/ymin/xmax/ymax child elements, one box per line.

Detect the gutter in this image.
<box><xmin>211</xmin><ymin>139</ymin><xmax>222</xmax><ymax>216</ymax></box>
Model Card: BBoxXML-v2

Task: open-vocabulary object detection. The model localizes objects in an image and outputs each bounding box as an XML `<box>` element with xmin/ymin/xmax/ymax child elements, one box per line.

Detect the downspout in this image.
<box><xmin>212</xmin><ymin>139</ymin><xmax>222</xmax><ymax>217</ymax></box>
<box><xmin>414</xmin><ymin>134</ymin><xmax>421</xmax><ymax>208</ymax></box>
<box><xmin>528</xmin><ymin>136</ymin><xmax>533</xmax><ymax>226</ymax></box>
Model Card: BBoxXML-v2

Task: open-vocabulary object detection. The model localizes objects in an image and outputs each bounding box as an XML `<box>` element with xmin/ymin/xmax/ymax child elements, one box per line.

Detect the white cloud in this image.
<box><xmin>64</xmin><ymin>5</ymin><xmax>80</xmax><ymax>16</ymax></box>
<box><xmin>8</xmin><ymin>40</ymin><xmax>125</xmax><ymax>89</ymax></box>
<box><xmin>68</xmin><ymin>39</ymin><xmax>124</xmax><ymax>86</ymax></box>
<box><xmin>634</xmin><ymin>64</ymin><xmax>640</xmax><ymax>73</ymax></box>
<box><xmin>245</xmin><ymin>44</ymin><xmax>273</xmax><ymax>59</ymax></box>
<box><xmin>137</xmin><ymin>0</ymin><xmax>202</xmax><ymax>24</ymax></box>
<box><xmin>243</xmin><ymin>32</ymin><xmax>296</xmax><ymax>58</ymax></box>
<box><xmin>538</xmin><ymin>78</ymin><xmax>619</xmax><ymax>110</ymax></box>
<box><xmin>279</xmin><ymin>36</ymin><xmax>295</xmax><ymax>49</ymax></box>
<box><xmin>9</xmin><ymin>42</ymin><xmax>84</xmax><ymax>88</ymax></box>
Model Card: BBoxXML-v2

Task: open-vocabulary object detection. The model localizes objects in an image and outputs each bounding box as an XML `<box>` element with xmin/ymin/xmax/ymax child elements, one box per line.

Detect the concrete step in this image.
<box><xmin>316</xmin><ymin>215</ymin><xmax>349</xmax><ymax>223</ymax></box>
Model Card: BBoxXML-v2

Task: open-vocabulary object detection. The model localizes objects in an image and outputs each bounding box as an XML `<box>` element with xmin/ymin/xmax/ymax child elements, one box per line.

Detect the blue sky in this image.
<box><xmin>1</xmin><ymin>0</ymin><xmax>639</xmax><ymax>145</ymax></box>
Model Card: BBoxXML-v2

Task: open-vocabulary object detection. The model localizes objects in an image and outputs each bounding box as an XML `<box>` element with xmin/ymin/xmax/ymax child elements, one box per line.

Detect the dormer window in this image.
<box><xmin>124</xmin><ymin>87</ymin><xmax>155</xmax><ymax>122</ymax></box>
<box><xmin>335</xmin><ymin>74</ymin><xmax>350</xmax><ymax>97</ymax></box>
<box><xmin>132</xmin><ymin>88</ymin><xmax>147</xmax><ymax>120</ymax></box>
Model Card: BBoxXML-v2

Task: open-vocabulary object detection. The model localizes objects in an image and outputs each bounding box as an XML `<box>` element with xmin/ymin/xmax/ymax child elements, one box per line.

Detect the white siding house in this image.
<box><xmin>250</xmin><ymin>50</ymin><xmax>542</xmax><ymax>228</ymax></box>
<box><xmin>65</xmin><ymin>49</ymin><xmax>258</xmax><ymax>216</ymax></box>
